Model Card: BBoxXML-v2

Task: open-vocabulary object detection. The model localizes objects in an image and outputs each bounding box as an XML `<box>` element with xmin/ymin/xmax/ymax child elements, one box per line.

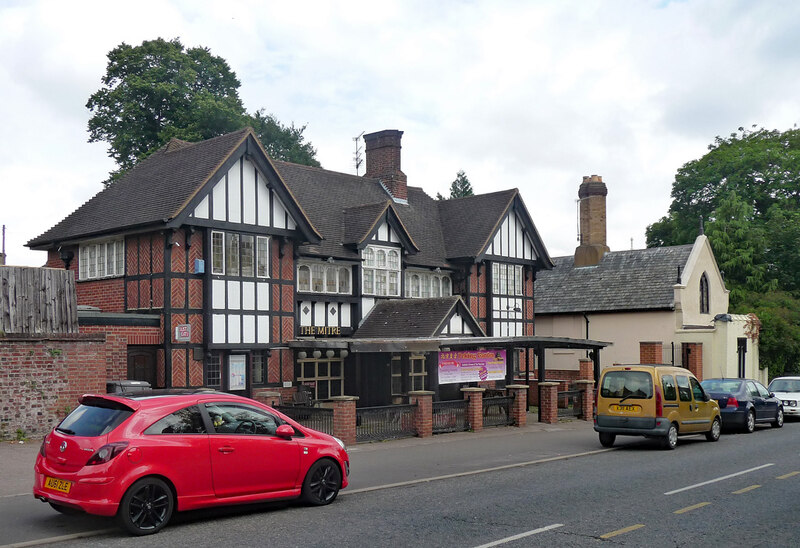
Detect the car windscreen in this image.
<box><xmin>600</xmin><ymin>371</ymin><xmax>653</xmax><ymax>399</ymax></box>
<box><xmin>769</xmin><ymin>379</ymin><xmax>800</xmax><ymax>392</ymax></box>
<box><xmin>701</xmin><ymin>379</ymin><xmax>742</xmax><ymax>393</ymax></box>
<box><xmin>57</xmin><ymin>401</ymin><xmax>134</xmax><ymax>437</ymax></box>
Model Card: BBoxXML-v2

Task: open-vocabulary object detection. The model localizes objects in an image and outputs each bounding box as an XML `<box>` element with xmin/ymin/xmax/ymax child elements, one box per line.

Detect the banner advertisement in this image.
<box><xmin>437</xmin><ymin>350</ymin><xmax>506</xmax><ymax>385</ymax></box>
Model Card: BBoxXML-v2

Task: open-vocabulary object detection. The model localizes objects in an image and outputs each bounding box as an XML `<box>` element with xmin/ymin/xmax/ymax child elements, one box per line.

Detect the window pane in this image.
<box><xmin>256</xmin><ymin>236</ymin><xmax>270</xmax><ymax>278</ymax></box>
<box><xmin>318</xmin><ymin>381</ymin><xmax>329</xmax><ymax>400</ymax></box>
<box><xmin>241</xmin><ymin>235</ymin><xmax>254</xmax><ymax>277</ymax></box>
<box><xmin>298</xmin><ymin>265</ymin><xmax>311</xmax><ymax>291</ymax></box>
<box><xmin>88</xmin><ymin>245</ymin><xmax>97</xmax><ymax>278</ymax></box>
<box><xmin>96</xmin><ymin>244</ymin><xmax>106</xmax><ymax>277</ymax></box>
<box><xmin>311</xmin><ymin>264</ymin><xmax>324</xmax><ymax>292</ymax></box>
<box><xmin>115</xmin><ymin>241</ymin><xmax>124</xmax><ymax>276</ymax></box>
<box><xmin>325</xmin><ymin>266</ymin><xmax>337</xmax><ymax>293</ymax></box>
<box><xmin>338</xmin><ymin>267</ymin><xmax>350</xmax><ymax>293</ymax></box>
<box><xmin>107</xmin><ymin>242</ymin><xmax>115</xmax><ymax>276</ymax></box>
<box><xmin>388</xmin><ymin>271</ymin><xmax>398</xmax><ymax>296</ymax></box>
<box><xmin>515</xmin><ymin>265</ymin><xmax>523</xmax><ymax>295</ymax></box>
<box><xmin>330</xmin><ymin>379</ymin><xmax>342</xmax><ymax>397</ymax></box>
<box><xmin>212</xmin><ymin>232</ymin><xmax>225</xmax><ymax>275</ymax></box>
<box><xmin>79</xmin><ymin>247</ymin><xmax>88</xmax><ymax>280</ymax></box>
<box><xmin>442</xmin><ymin>277</ymin><xmax>451</xmax><ymax>296</ymax></box>
<box><xmin>411</xmin><ymin>275</ymin><xmax>420</xmax><ymax>298</ymax></box>
<box><xmin>421</xmin><ymin>274</ymin><xmax>430</xmax><ymax>298</ymax></box>
<box><xmin>205</xmin><ymin>352</ymin><xmax>221</xmax><ymax>387</ymax></box>
<box><xmin>225</xmin><ymin>233</ymin><xmax>239</xmax><ymax>276</ymax></box>
<box><xmin>364</xmin><ymin>248</ymin><xmax>374</xmax><ymax>267</ymax></box>
<box><xmin>363</xmin><ymin>268</ymin><xmax>374</xmax><ymax>294</ymax></box>
<box><xmin>330</xmin><ymin>361</ymin><xmax>341</xmax><ymax>377</ymax></box>
<box><xmin>251</xmin><ymin>351</ymin><xmax>265</xmax><ymax>385</ymax></box>
<box><xmin>492</xmin><ymin>263</ymin><xmax>500</xmax><ymax>293</ymax></box>
<box><xmin>145</xmin><ymin>406</ymin><xmax>206</xmax><ymax>435</ymax></box>
<box><xmin>432</xmin><ymin>277</ymin><xmax>441</xmax><ymax>297</ymax></box>
<box><xmin>318</xmin><ymin>362</ymin><xmax>329</xmax><ymax>377</ymax></box>
<box><xmin>303</xmin><ymin>362</ymin><xmax>315</xmax><ymax>379</ymax></box>
<box><xmin>388</xmin><ymin>250</ymin><xmax>399</xmax><ymax>270</ymax></box>
<box><xmin>376</xmin><ymin>270</ymin><xmax>387</xmax><ymax>296</ymax></box>
<box><xmin>376</xmin><ymin>250</ymin><xmax>386</xmax><ymax>268</ymax></box>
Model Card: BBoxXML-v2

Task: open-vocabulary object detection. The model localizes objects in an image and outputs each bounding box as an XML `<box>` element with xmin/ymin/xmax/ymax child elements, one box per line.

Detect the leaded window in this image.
<box><xmin>405</xmin><ymin>271</ymin><xmax>452</xmax><ymax>299</ymax></box>
<box><xmin>297</xmin><ymin>262</ymin><xmax>352</xmax><ymax>295</ymax></box>
<box><xmin>78</xmin><ymin>239</ymin><xmax>125</xmax><ymax>281</ymax></box>
<box><xmin>362</xmin><ymin>245</ymin><xmax>400</xmax><ymax>296</ymax></box>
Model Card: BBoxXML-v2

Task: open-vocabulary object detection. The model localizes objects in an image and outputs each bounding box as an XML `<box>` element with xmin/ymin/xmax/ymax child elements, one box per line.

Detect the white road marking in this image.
<box><xmin>664</xmin><ymin>464</ymin><xmax>774</xmax><ymax>495</ymax></box>
<box><xmin>1</xmin><ymin>529</ymin><xmax>116</xmax><ymax>548</ymax></box>
<box><xmin>341</xmin><ymin>448</ymin><xmax>614</xmax><ymax>496</ymax></box>
<box><xmin>472</xmin><ymin>523</ymin><xmax>564</xmax><ymax>547</ymax></box>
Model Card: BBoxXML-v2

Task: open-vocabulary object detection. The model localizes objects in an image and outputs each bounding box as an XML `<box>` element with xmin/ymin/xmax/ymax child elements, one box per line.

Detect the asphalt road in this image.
<box><xmin>3</xmin><ymin>420</ymin><xmax>799</xmax><ymax>547</ymax></box>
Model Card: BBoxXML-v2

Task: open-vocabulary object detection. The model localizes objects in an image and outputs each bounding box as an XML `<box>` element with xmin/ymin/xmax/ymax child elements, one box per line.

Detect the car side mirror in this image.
<box><xmin>276</xmin><ymin>424</ymin><xmax>295</xmax><ymax>439</ymax></box>
<box><xmin>703</xmin><ymin>393</ymin><xmax>711</xmax><ymax>402</ymax></box>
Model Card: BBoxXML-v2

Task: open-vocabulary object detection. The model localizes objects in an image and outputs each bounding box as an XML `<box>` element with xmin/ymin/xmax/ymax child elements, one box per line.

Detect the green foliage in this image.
<box><xmin>438</xmin><ymin>170</ymin><xmax>474</xmax><ymax>200</ymax></box>
<box><xmin>87</xmin><ymin>38</ymin><xmax>319</xmax><ymax>182</ymax></box>
<box><xmin>647</xmin><ymin>125</ymin><xmax>800</xmax><ymax>378</ymax></box>
<box><xmin>247</xmin><ymin>109</ymin><xmax>320</xmax><ymax>167</ymax></box>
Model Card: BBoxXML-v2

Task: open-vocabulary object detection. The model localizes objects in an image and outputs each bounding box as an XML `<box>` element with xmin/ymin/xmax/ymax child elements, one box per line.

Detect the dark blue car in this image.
<box><xmin>700</xmin><ymin>378</ymin><xmax>784</xmax><ymax>432</ymax></box>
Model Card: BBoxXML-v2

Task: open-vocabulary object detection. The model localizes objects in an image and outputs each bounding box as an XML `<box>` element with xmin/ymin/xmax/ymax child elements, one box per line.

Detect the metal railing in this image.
<box><xmin>275</xmin><ymin>405</ymin><xmax>334</xmax><ymax>435</ymax></box>
<box><xmin>432</xmin><ymin>400</ymin><xmax>470</xmax><ymax>434</ymax></box>
<box><xmin>356</xmin><ymin>404</ymin><xmax>417</xmax><ymax>442</ymax></box>
<box><xmin>557</xmin><ymin>390</ymin><xmax>583</xmax><ymax>418</ymax></box>
<box><xmin>483</xmin><ymin>395</ymin><xmax>514</xmax><ymax>427</ymax></box>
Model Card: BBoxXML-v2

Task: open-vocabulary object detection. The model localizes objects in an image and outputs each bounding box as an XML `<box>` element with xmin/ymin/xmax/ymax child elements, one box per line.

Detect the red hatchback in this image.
<box><xmin>33</xmin><ymin>390</ymin><xmax>349</xmax><ymax>535</ymax></box>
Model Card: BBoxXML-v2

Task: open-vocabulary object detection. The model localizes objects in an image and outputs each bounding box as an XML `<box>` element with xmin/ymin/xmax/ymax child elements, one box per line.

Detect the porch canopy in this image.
<box><xmin>287</xmin><ymin>335</ymin><xmax>610</xmax><ymax>384</ymax></box>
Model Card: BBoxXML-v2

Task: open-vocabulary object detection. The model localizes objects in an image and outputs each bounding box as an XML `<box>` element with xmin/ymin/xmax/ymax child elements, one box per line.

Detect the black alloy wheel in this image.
<box><xmin>302</xmin><ymin>459</ymin><xmax>342</xmax><ymax>506</ymax></box>
<box><xmin>117</xmin><ymin>477</ymin><xmax>174</xmax><ymax>536</ymax></box>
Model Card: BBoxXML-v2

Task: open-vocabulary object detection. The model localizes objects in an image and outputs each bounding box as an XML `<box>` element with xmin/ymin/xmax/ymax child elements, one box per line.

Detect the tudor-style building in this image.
<box><xmin>29</xmin><ymin>128</ymin><xmax>601</xmax><ymax>406</ymax></box>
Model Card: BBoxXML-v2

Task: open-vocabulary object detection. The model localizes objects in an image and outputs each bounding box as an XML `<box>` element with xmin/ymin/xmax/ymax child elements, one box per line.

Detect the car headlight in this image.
<box><xmin>333</xmin><ymin>436</ymin><xmax>346</xmax><ymax>450</ymax></box>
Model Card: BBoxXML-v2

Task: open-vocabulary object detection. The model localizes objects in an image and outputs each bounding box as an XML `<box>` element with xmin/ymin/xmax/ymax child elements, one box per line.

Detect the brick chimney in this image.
<box><xmin>364</xmin><ymin>130</ymin><xmax>407</xmax><ymax>201</ymax></box>
<box><xmin>574</xmin><ymin>174</ymin><xmax>610</xmax><ymax>267</ymax></box>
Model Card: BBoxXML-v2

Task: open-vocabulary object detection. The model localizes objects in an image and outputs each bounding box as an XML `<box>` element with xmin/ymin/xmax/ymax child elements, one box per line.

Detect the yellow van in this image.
<box><xmin>594</xmin><ymin>365</ymin><xmax>721</xmax><ymax>450</ymax></box>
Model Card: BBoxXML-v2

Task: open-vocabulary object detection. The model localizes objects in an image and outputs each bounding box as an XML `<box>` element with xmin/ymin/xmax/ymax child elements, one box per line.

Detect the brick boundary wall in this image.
<box><xmin>0</xmin><ymin>333</ymin><xmax>106</xmax><ymax>439</ymax></box>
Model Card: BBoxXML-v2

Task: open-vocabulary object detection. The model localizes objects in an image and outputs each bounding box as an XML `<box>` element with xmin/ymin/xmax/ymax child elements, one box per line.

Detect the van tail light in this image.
<box><xmin>86</xmin><ymin>442</ymin><xmax>129</xmax><ymax>466</ymax></box>
<box><xmin>726</xmin><ymin>396</ymin><xmax>738</xmax><ymax>409</ymax></box>
<box><xmin>655</xmin><ymin>385</ymin><xmax>663</xmax><ymax>417</ymax></box>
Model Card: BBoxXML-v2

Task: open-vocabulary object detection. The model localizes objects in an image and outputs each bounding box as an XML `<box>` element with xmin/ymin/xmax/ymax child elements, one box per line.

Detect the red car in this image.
<box><xmin>33</xmin><ymin>390</ymin><xmax>349</xmax><ymax>535</ymax></box>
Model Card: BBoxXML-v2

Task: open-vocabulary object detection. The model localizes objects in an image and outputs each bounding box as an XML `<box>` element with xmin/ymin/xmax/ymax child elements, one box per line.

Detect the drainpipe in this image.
<box><xmin>583</xmin><ymin>313</ymin><xmax>590</xmax><ymax>358</ymax></box>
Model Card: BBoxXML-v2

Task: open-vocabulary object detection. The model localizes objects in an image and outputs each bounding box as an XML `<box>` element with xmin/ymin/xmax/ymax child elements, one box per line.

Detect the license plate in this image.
<box><xmin>44</xmin><ymin>476</ymin><xmax>72</xmax><ymax>494</ymax></box>
<box><xmin>612</xmin><ymin>404</ymin><xmax>640</xmax><ymax>413</ymax></box>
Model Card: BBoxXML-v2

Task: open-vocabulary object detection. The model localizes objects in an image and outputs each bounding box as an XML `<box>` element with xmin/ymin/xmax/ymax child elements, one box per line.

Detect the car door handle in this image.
<box><xmin>218</xmin><ymin>446</ymin><xmax>235</xmax><ymax>454</ymax></box>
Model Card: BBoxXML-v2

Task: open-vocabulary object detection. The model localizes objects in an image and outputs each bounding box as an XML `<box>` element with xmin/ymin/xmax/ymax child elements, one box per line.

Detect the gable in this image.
<box><xmin>483</xmin><ymin>207</ymin><xmax>538</xmax><ymax>262</ymax></box>
<box><xmin>188</xmin><ymin>155</ymin><xmax>297</xmax><ymax>231</ymax></box>
<box><xmin>354</xmin><ymin>296</ymin><xmax>485</xmax><ymax>338</ymax></box>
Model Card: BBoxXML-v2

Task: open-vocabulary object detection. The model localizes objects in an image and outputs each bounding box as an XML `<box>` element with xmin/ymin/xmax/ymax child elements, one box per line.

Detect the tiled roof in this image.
<box><xmin>355</xmin><ymin>296</ymin><xmax>472</xmax><ymax>338</ymax></box>
<box><xmin>343</xmin><ymin>201</ymin><xmax>392</xmax><ymax>245</ymax></box>
<box><xmin>437</xmin><ymin>190</ymin><xmax>517</xmax><ymax>259</ymax></box>
<box><xmin>534</xmin><ymin>245</ymin><xmax>694</xmax><ymax>314</ymax></box>
<box><xmin>28</xmin><ymin>129</ymin><xmax>251</xmax><ymax>247</ymax></box>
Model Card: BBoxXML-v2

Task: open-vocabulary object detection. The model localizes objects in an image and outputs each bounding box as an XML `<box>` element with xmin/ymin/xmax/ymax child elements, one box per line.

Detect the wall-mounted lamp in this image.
<box><xmin>58</xmin><ymin>247</ymin><xmax>74</xmax><ymax>270</ymax></box>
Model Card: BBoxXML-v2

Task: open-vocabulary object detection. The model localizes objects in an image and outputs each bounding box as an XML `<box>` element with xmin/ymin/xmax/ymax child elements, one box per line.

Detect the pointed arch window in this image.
<box><xmin>700</xmin><ymin>272</ymin><xmax>710</xmax><ymax>314</ymax></box>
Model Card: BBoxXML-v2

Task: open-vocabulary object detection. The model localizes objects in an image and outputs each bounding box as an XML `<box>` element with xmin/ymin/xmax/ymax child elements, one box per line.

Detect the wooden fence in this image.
<box><xmin>0</xmin><ymin>266</ymin><xmax>78</xmax><ymax>334</ymax></box>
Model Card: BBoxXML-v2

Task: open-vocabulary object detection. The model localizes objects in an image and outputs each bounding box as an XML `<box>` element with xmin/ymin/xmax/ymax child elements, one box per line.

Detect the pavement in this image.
<box><xmin>0</xmin><ymin>414</ymin><xmax>604</xmax><ymax>499</ymax></box>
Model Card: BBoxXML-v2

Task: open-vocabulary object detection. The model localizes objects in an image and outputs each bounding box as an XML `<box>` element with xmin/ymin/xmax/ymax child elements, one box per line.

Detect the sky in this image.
<box><xmin>2</xmin><ymin>0</ymin><xmax>800</xmax><ymax>267</ymax></box>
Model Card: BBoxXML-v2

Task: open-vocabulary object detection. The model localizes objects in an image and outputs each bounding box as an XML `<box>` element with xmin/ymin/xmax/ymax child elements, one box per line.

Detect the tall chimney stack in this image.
<box><xmin>364</xmin><ymin>130</ymin><xmax>407</xmax><ymax>201</ymax></box>
<box><xmin>574</xmin><ymin>174</ymin><xmax>609</xmax><ymax>267</ymax></box>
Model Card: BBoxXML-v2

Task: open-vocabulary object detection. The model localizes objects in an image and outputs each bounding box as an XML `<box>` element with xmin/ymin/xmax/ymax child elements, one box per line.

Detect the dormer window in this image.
<box><xmin>297</xmin><ymin>262</ymin><xmax>351</xmax><ymax>295</ymax></box>
<box><xmin>405</xmin><ymin>270</ymin><xmax>452</xmax><ymax>298</ymax></box>
<box><xmin>700</xmin><ymin>272</ymin><xmax>710</xmax><ymax>314</ymax></box>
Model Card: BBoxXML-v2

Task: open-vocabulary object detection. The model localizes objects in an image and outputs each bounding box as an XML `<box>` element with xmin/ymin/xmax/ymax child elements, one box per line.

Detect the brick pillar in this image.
<box><xmin>578</xmin><ymin>359</ymin><xmax>593</xmax><ymax>380</ymax></box>
<box><xmin>640</xmin><ymin>341</ymin><xmax>663</xmax><ymax>364</ymax></box>
<box><xmin>539</xmin><ymin>382</ymin><xmax>559</xmax><ymax>424</ymax></box>
<box><xmin>331</xmin><ymin>396</ymin><xmax>358</xmax><ymax>446</ymax></box>
<box><xmin>409</xmin><ymin>390</ymin><xmax>434</xmax><ymax>438</ymax></box>
<box><xmin>575</xmin><ymin>380</ymin><xmax>595</xmax><ymax>421</ymax></box>
<box><xmin>461</xmin><ymin>387</ymin><xmax>485</xmax><ymax>432</ymax></box>
<box><xmin>684</xmin><ymin>343</ymin><xmax>703</xmax><ymax>381</ymax></box>
<box><xmin>506</xmin><ymin>385</ymin><xmax>528</xmax><ymax>427</ymax></box>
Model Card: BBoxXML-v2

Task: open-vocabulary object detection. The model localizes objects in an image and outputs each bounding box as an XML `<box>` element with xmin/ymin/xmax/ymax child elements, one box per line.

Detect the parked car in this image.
<box><xmin>594</xmin><ymin>365</ymin><xmax>721</xmax><ymax>450</ymax></box>
<box><xmin>700</xmin><ymin>378</ymin><xmax>783</xmax><ymax>432</ymax></box>
<box><xmin>33</xmin><ymin>390</ymin><xmax>349</xmax><ymax>535</ymax></box>
<box><xmin>768</xmin><ymin>376</ymin><xmax>800</xmax><ymax>419</ymax></box>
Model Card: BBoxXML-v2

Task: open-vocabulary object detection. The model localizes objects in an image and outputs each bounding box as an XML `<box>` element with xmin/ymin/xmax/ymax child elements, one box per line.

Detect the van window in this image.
<box><xmin>690</xmin><ymin>378</ymin><xmax>706</xmax><ymax>402</ymax></box>
<box><xmin>600</xmin><ymin>371</ymin><xmax>653</xmax><ymax>399</ymax></box>
<box><xmin>661</xmin><ymin>375</ymin><xmax>677</xmax><ymax>400</ymax></box>
<box><xmin>676</xmin><ymin>375</ymin><xmax>692</xmax><ymax>402</ymax></box>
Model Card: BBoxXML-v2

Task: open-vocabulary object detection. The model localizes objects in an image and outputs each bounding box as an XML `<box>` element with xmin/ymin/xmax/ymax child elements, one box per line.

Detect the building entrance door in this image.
<box><xmin>127</xmin><ymin>347</ymin><xmax>157</xmax><ymax>387</ymax></box>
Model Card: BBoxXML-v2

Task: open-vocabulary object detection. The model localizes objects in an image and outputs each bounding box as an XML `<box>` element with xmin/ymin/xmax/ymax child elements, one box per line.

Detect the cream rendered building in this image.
<box><xmin>534</xmin><ymin>176</ymin><xmax>762</xmax><ymax>383</ymax></box>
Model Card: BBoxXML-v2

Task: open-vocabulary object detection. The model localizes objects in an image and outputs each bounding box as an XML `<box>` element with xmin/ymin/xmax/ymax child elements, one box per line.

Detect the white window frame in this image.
<box><xmin>78</xmin><ymin>239</ymin><xmax>125</xmax><ymax>281</ymax></box>
<box><xmin>492</xmin><ymin>262</ymin><xmax>524</xmax><ymax>296</ymax></box>
<box><xmin>297</xmin><ymin>261</ymin><xmax>352</xmax><ymax>295</ymax></box>
<box><xmin>256</xmin><ymin>236</ymin><xmax>270</xmax><ymax>278</ymax></box>
<box><xmin>211</xmin><ymin>231</ymin><xmax>225</xmax><ymax>275</ymax></box>
<box><xmin>362</xmin><ymin>245</ymin><xmax>401</xmax><ymax>297</ymax></box>
<box><xmin>404</xmin><ymin>269</ymin><xmax>452</xmax><ymax>299</ymax></box>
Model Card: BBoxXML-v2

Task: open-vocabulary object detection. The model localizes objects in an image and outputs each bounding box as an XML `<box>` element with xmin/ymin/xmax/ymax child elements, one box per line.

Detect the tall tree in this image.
<box><xmin>87</xmin><ymin>38</ymin><xmax>319</xmax><ymax>182</ymax></box>
<box><xmin>437</xmin><ymin>170</ymin><xmax>474</xmax><ymax>200</ymax></box>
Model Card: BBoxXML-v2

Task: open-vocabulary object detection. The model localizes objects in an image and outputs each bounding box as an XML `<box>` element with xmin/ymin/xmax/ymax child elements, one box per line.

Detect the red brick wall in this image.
<box><xmin>640</xmin><ymin>341</ymin><xmax>663</xmax><ymax>364</ymax></box>
<box><xmin>79</xmin><ymin>324</ymin><xmax>162</xmax><ymax>380</ymax></box>
<box><xmin>0</xmin><ymin>334</ymin><xmax>106</xmax><ymax>438</ymax></box>
<box><xmin>684</xmin><ymin>342</ymin><xmax>703</xmax><ymax>381</ymax></box>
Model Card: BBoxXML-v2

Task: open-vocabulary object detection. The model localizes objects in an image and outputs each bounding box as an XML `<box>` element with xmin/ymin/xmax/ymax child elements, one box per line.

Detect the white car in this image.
<box><xmin>768</xmin><ymin>376</ymin><xmax>800</xmax><ymax>418</ymax></box>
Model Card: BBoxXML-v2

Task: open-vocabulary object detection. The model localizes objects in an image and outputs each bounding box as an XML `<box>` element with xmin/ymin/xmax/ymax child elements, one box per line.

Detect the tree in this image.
<box><xmin>437</xmin><ymin>170</ymin><xmax>474</xmax><ymax>200</ymax></box>
<box><xmin>87</xmin><ymin>38</ymin><xmax>319</xmax><ymax>182</ymax></box>
<box><xmin>247</xmin><ymin>109</ymin><xmax>319</xmax><ymax>167</ymax></box>
<box><xmin>646</xmin><ymin>126</ymin><xmax>800</xmax><ymax>247</ymax></box>
<box><xmin>646</xmin><ymin>125</ymin><xmax>800</xmax><ymax>377</ymax></box>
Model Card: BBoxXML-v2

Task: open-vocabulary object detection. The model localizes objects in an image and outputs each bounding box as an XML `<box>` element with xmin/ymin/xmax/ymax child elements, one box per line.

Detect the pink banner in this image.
<box><xmin>437</xmin><ymin>350</ymin><xmax>506</xmax><ymax>385</ymax></box>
